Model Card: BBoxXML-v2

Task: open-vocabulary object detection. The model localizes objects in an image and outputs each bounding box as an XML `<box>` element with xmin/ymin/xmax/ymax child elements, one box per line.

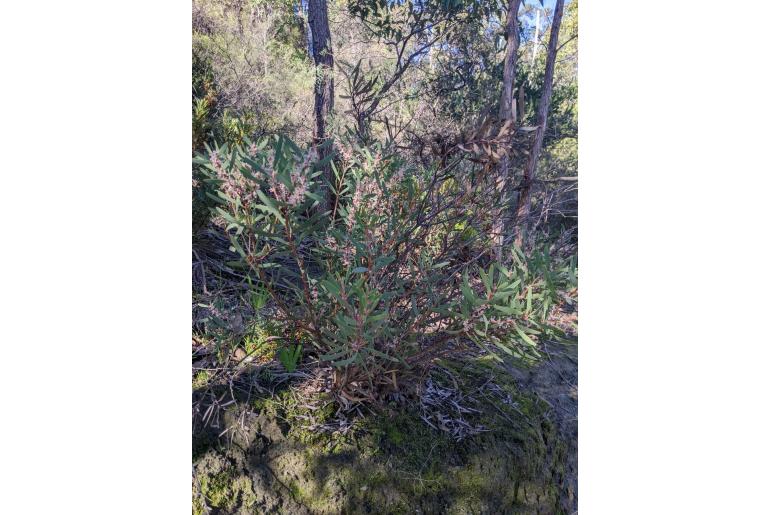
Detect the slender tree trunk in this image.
<box><xmin>296</xmin><ymin>2</ymin><xmax>313</xmax><ymax>63</ymax></box>
<box><xmin>493</xmin><ymin>0</ymin><xmax>522</xmax><ymax>260</ymax></box>
<box><xmin>308</xmin><ymin>0</ymin><xmax>335</xmax><ymax>212</ymax></box>
<box><xmin>498</xmin><ymin>0</ymin><xmax>521</xmax><ymax>123</ymax></box>
<box><xmin>513</xmin><ymin>0</ymin><xmax>565</xmax><ymax>247</ymax></box>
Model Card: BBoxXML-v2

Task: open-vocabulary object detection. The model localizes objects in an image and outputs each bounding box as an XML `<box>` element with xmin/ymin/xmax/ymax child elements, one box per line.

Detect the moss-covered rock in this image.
<box><xmin>192</xmin><ymin>356</ymin><xmax>572</xmax><ymax>514</ymax></box>
<box><xmin>193</xmin><ymin>453</ymin><xmax>258</xmax><ymax>513</ymax></box>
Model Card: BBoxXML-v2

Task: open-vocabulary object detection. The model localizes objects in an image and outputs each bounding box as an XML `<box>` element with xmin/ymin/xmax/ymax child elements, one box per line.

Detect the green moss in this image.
<box><xmin>199</xmin><ymin>471</ymin><xmax>256</xmax><ymax>511</ymax></box>
<box><xmin>251</xmin><ymin>386</ymin><xmax>293</xmax><ymax>417</ymax></box>
<box><xmin>252</xmin><ymin>395</ymin><xmax>278</xmax><ymax>415</ymax></box>
<box><xmin>271</xmin><ymin>392</ymin><xmax>343</xmax><ymax>446</ymax></box>
<box><xmin>455</xmin><ymin>467</ymin><xmax>486</xmax><ymax>494</ymax></box>
<box><xmin>242</xmin><ymin>321</ymin><xmax>279</xmax><ymax>362</ymax></box>
<box><xmin>232</xmin><ymin>476</ymin><xmax>257</xmax><ymax>509</ymax></box>
<box><xmin>385</xmin><ymin>424</ymin><xmax>404</xmax><ymax>445</ymax></box>
<box><xmin>363</xmin><ymin>411</ymin><xmax>452</xmax><ymax>473</ymax></box>
<box><xmin>268</xmin><ymin>397</ymin><xmax>560</xmax><ymax>512</ymax></box>
<box><xmin>199</xmin><ymin>469</ymin><xmax>234</xmax><ymax>509</ymax></box>
<box><xmin>195</xmin><ymin>454</ymin><xmax>258</xmax><ymax>512</ymax></box>
<box><xmin>193</xmin><ymin>354</ymin><xmax>568</xmax><ymax>514</ymax></box>
<box><xmin>192</xmin><ymin>491</ymin><xmax>205</xmax><ymax>515</ymax></box>
<box><xmin>287</xmin><ymin>479</ymin><xmax>302</xmax><ymax>500</ymax></box>
<box><xmin>192</xmin><ymin>370</ymin><xmax>211</xmax><ymax>390</ymax></box>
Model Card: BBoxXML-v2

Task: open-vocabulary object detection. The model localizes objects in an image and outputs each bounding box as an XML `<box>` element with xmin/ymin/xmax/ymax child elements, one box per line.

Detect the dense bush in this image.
<box><xmin>195</xmin><ymin>136</ymin><xmax>575</xmax><ymax>400</ymax></box>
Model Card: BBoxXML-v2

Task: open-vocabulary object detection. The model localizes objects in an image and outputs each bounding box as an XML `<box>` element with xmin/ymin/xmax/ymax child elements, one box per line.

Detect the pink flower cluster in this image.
<box><xmin>266</xmin><ymin>167</ymin><xmax>288</xmax><ymax>201</ymax></box>
<box><xmin>346</xmin><ymin>176</ymin><xmax>378</xmax><ymax>230</ymax></box>
<box><xmin>339</xmin><ymin>144</ymin><xmax>354</xmax><ymax>163</ymax></box>
<box><xmin>324</xmin><ymin>234</ymin><xmax>354</xmax><ymax>267</ymax></box>
<box><xmin>341</xmin><ymin>245</ymin><xmax>353</xmax><ymax>267</ymax></box>
<box><xmin>211</xmin><ymin>151</ymin><xmax>257</xmax><ymax>204</ymax></box>
<box><xmin>266</xmin><ymin>167</ymin><xmax>308</xmax><ymax>208</ymax></box>
<box><xmin>210</xmin><ymin>151</ymin><xmax>223</xmax><ymax>173</ymax></box>
<box><xmin>286</xmin><ymin>171</ymin><xmax>308</xmax><ymax>207</ymax></box>
<box><xmin>351</xmin><ymin>338</ymin><xmax>365</xmax><ymax>352</ymax></box>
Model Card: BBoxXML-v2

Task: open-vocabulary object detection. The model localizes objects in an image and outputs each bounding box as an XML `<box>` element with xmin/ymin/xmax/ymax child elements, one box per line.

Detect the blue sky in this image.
<box><xmin>522</xmin><ymin>0</ymin><xmax>569</xmax><ymax>31</ymax></box>
<box><xmin>524</xmin><ymin>0</ymin><xmax>558</xmax><ymax>9</ymax></box>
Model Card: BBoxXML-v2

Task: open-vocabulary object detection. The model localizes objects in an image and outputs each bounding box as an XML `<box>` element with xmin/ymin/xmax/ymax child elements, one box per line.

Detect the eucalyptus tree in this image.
<box><xmin>493</xmin><ymin>0</ymin><xmax>522</xmax><ymax>259</ymax></box>
<box><xmin>308</xmin><ymin>0</ymin><xmax>336</xmax><ymax>210</ymax></box>
<box><xmin>343</xmin><ymin>0</ymin><xmax>501</xmax><ymax>144</ymax></box>
<box><xmin>513</xmin><ymin>0</ymin><xmax>565</xmax><ymax>245</ymax></box>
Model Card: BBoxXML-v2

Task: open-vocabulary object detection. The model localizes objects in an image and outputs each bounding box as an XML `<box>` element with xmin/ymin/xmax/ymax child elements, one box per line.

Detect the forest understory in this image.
<box><xmin>193</xmin><ymin>285</ymin><xmax>577</xmax><ymax>514</ymax></box>
<box><xmin>193</xmin><ymin>0</ymin><xmax>577</xmax><ymax>512</ymax></box>
<box><xmin>192</xmin><ymin>226</ymin><xmax>576</xmax><ymax>513</ymax></box>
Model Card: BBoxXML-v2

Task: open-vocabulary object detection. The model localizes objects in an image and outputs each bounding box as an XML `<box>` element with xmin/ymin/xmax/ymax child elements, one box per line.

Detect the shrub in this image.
<box><xmin>192</xmin><ymin>169</ymin><xmax>213</xmax><ymax>235</ymax></box>
<box><xmin>195</xmin><ymin>136</ymin><xmax>574</xmax><ymax>401</ymax></box>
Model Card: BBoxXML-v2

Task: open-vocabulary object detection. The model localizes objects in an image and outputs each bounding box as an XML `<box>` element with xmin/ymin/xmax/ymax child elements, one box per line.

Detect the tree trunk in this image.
<box><xmin>308</xmin><ymin>0</ymin><xmax>335</xmax><ymax>213</ymax></box>
<box><xmin>493</xmin><ymin>0</ymin><xmax>522</xmax><ymax>260</ymax></box>
<box><xmin>498</xmin><ymin>0</ymin><xmax>521</xmax><ymax>123</ymax></box>
<box><xmin>513</xmin><ymin>0</ymin><xmax>565</xmax><ymax>247</ymax></box>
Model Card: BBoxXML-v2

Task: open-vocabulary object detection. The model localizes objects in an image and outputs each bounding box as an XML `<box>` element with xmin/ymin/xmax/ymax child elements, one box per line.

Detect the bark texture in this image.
<box><xmin>513</xmin><ymin>0</ymin><xmax>565</xmax><ymax>246</ymax></box>
<box><xmin>498</xmin><ymin>0</ymin><xmax>522</xmax><ymax>124</ymax></box>
<box><xmin>493</xmin><ymin>0</ymin><xmax>522</xmax><ymax>259</ymax></box>
<box><xmin>308</xmin><ymin>0</ymin><xmax>335</xmax><ymax>212</ymax></box>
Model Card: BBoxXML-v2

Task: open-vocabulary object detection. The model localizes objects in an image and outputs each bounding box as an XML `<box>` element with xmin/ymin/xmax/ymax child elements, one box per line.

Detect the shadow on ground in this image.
<box><xmin>192</xmin><ymin>343</ymin><xmax>577</xmax><ymax>514</ymax></box>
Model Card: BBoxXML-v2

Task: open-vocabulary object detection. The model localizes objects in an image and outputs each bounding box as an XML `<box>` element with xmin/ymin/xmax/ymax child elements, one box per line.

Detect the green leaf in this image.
<box><xmin>492</xmin><ymin>339</ymin><xmax>514</xmax><ymax>356</ymax></box>
<box><xmin>333</xmin><ymin>355</ymin><xmax>359</xmax><ymax>367</ymax></box>
<box><xmin>374</xmin><ymin>255</ymin><xmax>395</xmax><ymax>271</ymax></box>
<box><xmin>461</xmin><ymin>281</ymin><xmax>476</xmax><ymax>304</ymax></box>
<box><xmin>305</xmin><ymin>191</ymin><xmax>323</xmax><ymax>203</ymax></box>
<box><xmin>320</xmin><ymin>279</ymin><xmax>340</xmax><ymax>296</ymax></box>
<box><xmin>479</xmin><ymin>268</ymin><xmax>491</xmax><ymax>295</ymax></box>
<box><xmin>526</xmin><ymin>287</ymin><xmax>533</xmax><ymax>313</ymax></box>
<box><xmin>320</xmin><ymin>348</ymin><xmax>348</xmax><ymax>361</ymax></box>
<box><xmin>255</xmin><ymin>189</ymin><xmax>285</xmax><ymax>223</ymax></box>
<box><xmin>368</xmin><ymin>348</ymin><xmax>400</xmax><ymax>362</ymax></box>
<box><xmin>492</xmin><ymin>304</ymin><xmax>516</xmax><ymax>315</ymax></box>
<box><xmin>215</xmin><ymin>207</ymin><xmax>241</xmax><ymax>227</ymax></box>
<box><xmin>277</xmin><ymin>344</ymin><xmax>301</xmax><ymax>372</ymax></box>
<box><xmin>229</xmin><ymin>238</ymin><xmax>247</xmax><ymax>259</ymax></box>
<box><xmin>515</xmin><ymin>326</ymin><xmax>537</xmax><ymax>347</ymax></box>
<box><xmin>369</xmin><ymin>312</ymin><xmax>389</xmax><ymax>322</ymax></box>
